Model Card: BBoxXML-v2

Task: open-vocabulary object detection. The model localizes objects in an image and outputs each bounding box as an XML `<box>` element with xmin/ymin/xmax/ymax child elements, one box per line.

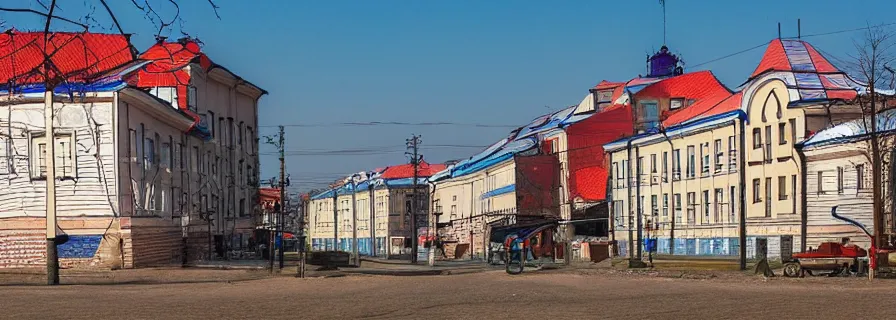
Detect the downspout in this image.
<box><xmin>795</xmin><ymin>144</ymin><xmax>808</xmax><ymax>252</ymax></box>
<box><xmin>661</xmin><ymin>130</ymin><xmax>675</xmax><ymax>255</ymax></box>
<box><xmin>738</xmin><ymin>116</ymin><xmax>748</xmax><ymax>270</ymax></box>
<box><xmin>332</xmin><ymin>190</ymin><xmax>338</xmax><ymax>252</ymax></box>
<box><xmin>369</xmin><ymin>181</ymin><xmax>376</xmax><ymax>257</ymax></box>
<box><xmin>626</xmin><ymin>139</ymin><xmax>634</xmax><ymax>262</ymax></box>
<box><xmin>469</xmin><ymin>181</ymin><xmax>474</xmax><ymax>260</ymax></box>
<box><xmin>608</xmin><ymin>152</ymin><xmax>616</xmax><ymax>255</ymax></box>
<box><xmin>635</xmin><ymin>146</ymin><xmax>643</xmax><ymax>262</ymax></box>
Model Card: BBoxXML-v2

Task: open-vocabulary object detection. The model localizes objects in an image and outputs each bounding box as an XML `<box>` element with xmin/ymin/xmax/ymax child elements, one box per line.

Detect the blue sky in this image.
<box><xmin>3</xmin><ymin>0</ymin><xmax>895</xmax><ymax>192</ymax></box>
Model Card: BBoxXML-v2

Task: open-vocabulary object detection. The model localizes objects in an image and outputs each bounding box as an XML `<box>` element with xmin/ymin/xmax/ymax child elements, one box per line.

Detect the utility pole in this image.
<box><xmin>45</xmin><ymin>88</ymin><xmax>59</xmax><ymax>285</ymax></box>
<box><xmin>350</xmin><ymin>174</ymin><xmax>360</xmax><ymax>267</ymax></box>
<box><xmin>263</xmin><ymin>126</ymin><xmax>286</xmax><ymax>272</ymax></box>
<box><xmin>406</xmin><ymin>135</ymin><xmax>422</xmax><ymax>264</ymax></box>
<box><xmin>278</xmin><ymin>125</ymin><xmax>286</xmax><ymax>270</ymax></box>
<box><xmin>42</xmin><ymin>0</ymin><xmax>60</xmax><ymax>286</ymax></box>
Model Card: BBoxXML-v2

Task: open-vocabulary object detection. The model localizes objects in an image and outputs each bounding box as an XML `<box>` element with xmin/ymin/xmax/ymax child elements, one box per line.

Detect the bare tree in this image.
<box><xmin>847</xmin><ymin>24</ymin><xmax>896</xmax><ymax>270</ymax></box>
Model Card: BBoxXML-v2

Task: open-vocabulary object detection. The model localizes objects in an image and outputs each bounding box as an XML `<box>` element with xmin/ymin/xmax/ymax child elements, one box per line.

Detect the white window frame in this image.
<box><xmin>30</xmin><ymin>131</ymin><xmax>77</xmax><ymax>180</ymax></box>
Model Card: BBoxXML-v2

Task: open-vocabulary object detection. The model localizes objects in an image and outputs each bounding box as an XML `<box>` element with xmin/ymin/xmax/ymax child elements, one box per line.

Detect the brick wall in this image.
<box><xmin>0</xmin><ymin>232</ymin><xmax>44</xmax><ymax>268</ymax></box>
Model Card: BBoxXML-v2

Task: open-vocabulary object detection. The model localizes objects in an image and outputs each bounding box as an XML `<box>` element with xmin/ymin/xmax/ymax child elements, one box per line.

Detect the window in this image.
<box><xmin>729</xmin><ymin>186</ymin><xmax>736</xmax><ymax>223</ymax></box>
<box><xmin>673</xmin><ymin>194</ymin><xmax>682</xmax><ymax>225</ymax></box>
<box><xmin>651</xmin><ymin>195</ymin><xmax>658</xmax><ymax>216</ymax></box>
<box><xmin>31</xmin><ymin>133</ymin><xmax>76</xmax><ymax>179</ymax></box>
<box><xmin>613</xmin><ymin>162</ymin><xmax>622</xmax><ymax>187</ymax></box>
<box><xmin>228</xmin><ymin>118</ymin><xmax>235</xmax><ymax>146</ymax></box>
<box><xmin>208</xmin><ymin>111</ymin><xmax>216</xmax><ymax>138</ymax></box>
<box><xmin>714</xmin><ymin>139</ymin><xmax>723</xmax><ymax>173</ymax></box>
<box><xmin>650</xmin><ymin>154</ymin><xmax>657</xmax><ymax>173</ymax></box>
<box><xmin>161</xmin><ymin>142</ymin><xmax>171</xmax><ymax>168</ymax></box>
<box><xmin>670</xmin><ymin>98</ymin><xmax>684</xmax><ymax>110</ymax></box>
<box><xmin>238</xmin><ymin>121</ymin><xmax>245</xmax><ymax>147</ymax></box>
<box><xmin>144</xmin><ymin>135</ymin><xmax>155</xmax><ymax>170</ymax></box>
<box><xmin>765</xmin><ymin>125</ymin><xmax>772</xmax><ymax>161</ymax></box>
<box><xmin>714</xmin><ymin>188</ymin><xmax>723</xmax><ymax>223</ymax></box>
<box><xmin>613</xmin><ymin>200</ymin><xmax>624</xmax><ymax>230</ymax></box>
<box><xmin>752</xmin><ymin>128</ymin><xmax>762</xmax><ymax>149</ymax></box>
<box><xmin>752</xmin><ymin>179</ymin><xmax>761</xmax><ymax>203</ymax></box>
<box><xmin>191</xmin><ymin>146</ymin><xmax>199</xmax><ymax>172</ymax></box>
<box><xmin>686</xmin><ymin>192</ymin><xmax>696</xmax><ymax>225</ymax></box>
<box><xmin>636</xmin><ymin>156</ymin><xmax>643</xmax><ymax>177</ymax></box>
<box><xmin>789</xmin><ymin>119</ymin><xmax>797</xmax><ymax>144</ymax></box>
<box><xmin>247</xmin><ymin>126</ymin><xmax>254</xmax><ymax>153</ymax></box>
<box><xmin>686</xmin><ymin>146</ymin><xmax>695</xmax><ymax>178</ymax></box>
<box><xmin>778</xmin><ymin>176</ymin><xmax>787</xmax><ymax>200</ymax></box>
<box><xmin>703</xmin><ymin>190</ymin><xmax>710</xmax><ymax>224</ymax></box>
<box><xmin>701</xmin><ymin>143</ymin><xmax>710</xmax><ymax>175</ymax></box>
<box><xmin>239</xmin><ymin>198</ymin><xmax>246</xmax><ymax>217</ymax></box>
<box><xmin>174</xmin><ymin>143</ymin><xmax>182</xmax><ymax>169</ymax></box>
<box><xmin>817</xmin><ymin>171</ymin><xmax>824</xmax><ymax>195</ymax></box>
<box><xmin>662</xmin><ymin>194</ymin><xmax>669</xmax><ymax>217</ymax></box>
<box><xmin>218</xmin><ymin>118</ymin><xmax>225</xmax><ymax>144</ymax></box>
<box><xmin>187</xmin><ymin>86</ymin><xmax>197</xmax><ymax>111</ymax></box>
<box><xmin>856</xmin><ymin>164</ymin><xmax>865</xmax><ymax>190</ymax></box>
<box><xmin>662</xmin><ymin>152</ymin><xmax>668</xmax><ymax>182</ymax></box>
<box><xmin>672</xmin><ymin>149</ymin><xmax>681</xmax><ymax>180</ymax></box>
<box><xmin>765</xmin><ymin>177</ymin><xmax>772</xmax><ymax>217</ymax></box>
<box><xmin>621</xmin><ymin>160</ymin><xmax>628</xmax><ymax>187</ymax></box>
<box><xmin>837</xmin><ymin>167</ymin><xmax>844</xmax><ymax>194</ymax></box>
<box><xmin>792</xmin><ymin>174</ymin><xmax>797</xmax><ymax>215</ymax></box>
<box><xmin>779</xmin><ymin>123</ymin><xmax>787</xmax><ymax>145</ymax></box>
<box><xmin>728</xmin><ymin>136</ymin><xmax>737</xmax><ymax>171</ymax></box>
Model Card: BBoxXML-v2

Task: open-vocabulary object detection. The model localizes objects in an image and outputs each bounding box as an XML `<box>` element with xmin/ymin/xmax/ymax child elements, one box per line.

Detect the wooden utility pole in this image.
<box><xmin>278</xmin><ymin>125</ymin><xmax>286</xmax><ymax>270</ymax></box>
<box><xmin>406</xmin><ymin>135</ymin><xmax>422</xmax><ymax>263</ymax></box>
<box><xmin>350</xmin><ymin>174</ymin><xmax>360</xmax><ymax>267</ymax></box>
<box><xmin>45</xmin><ymin>89</ymin><xmax>59</xmax><ymax>285</ymax></box>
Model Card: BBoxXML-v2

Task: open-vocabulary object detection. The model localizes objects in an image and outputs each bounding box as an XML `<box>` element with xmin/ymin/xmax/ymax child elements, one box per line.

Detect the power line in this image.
<box><xmin>688</xmin><ymin>22</ymin><xmax>896</xmax><ymax>70</ymax></box>
<box><xmin>259</xmin><ymin>121</ymin><xmax>519</xmax><ymax>128</ymax></box>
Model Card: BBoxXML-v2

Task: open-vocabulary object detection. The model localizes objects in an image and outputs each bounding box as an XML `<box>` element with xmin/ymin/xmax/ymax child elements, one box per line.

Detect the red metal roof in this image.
<box><xmin>634</xmin><ymin>70</ymin><xmax>728</xmax><ymax>101</ymax></box>
<box><xmin>662</xmin><ymin>91</ymin><xmax>743</xmax><ymax>127</ymax></box>
<box><xmin>594</xmin><ymin>80</ymin><xmax>624</xmax><ymax>90</ymax></box>
<box><xmin>380</xmin><ymin>161</ymin><xmax>447</xmax><ymax>179</ymax></box>
<box><xmin>127</xmin><ymin>40</ymin><xmax>212</xmax><ymax>110</ymax></box>
<box><xmin>750</xmin><ymin>39</ymin><xmax>841</xmax><ymax>79</ymax></box>
<box><xmin>0</xmin><ymin>30</ymin><xmax>134</xmax><ymax>86</ymax></box>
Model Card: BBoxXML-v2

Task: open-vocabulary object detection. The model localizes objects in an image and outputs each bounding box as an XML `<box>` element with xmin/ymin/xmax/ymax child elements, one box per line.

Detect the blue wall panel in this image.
<box><xmin>58</xmin><ymin>235</ymin><xmax>102</xmax><ymax>259</ymax></box>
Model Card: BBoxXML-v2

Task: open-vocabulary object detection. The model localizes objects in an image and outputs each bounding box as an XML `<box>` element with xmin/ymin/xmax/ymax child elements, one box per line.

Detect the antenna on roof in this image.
<box><xmin>798</xmin><ymin>19</ymin><xmax>801</xmax><ymax>39</ymax></box>
<box><xmin>659</xmin><ymin>0</ymin><xmax>666</xmax><ymax>45</ymax></box>
<box><xmin>778</xmin><ymin>23</ymin><xmax>781</xmax><ymax>39</ymax></box>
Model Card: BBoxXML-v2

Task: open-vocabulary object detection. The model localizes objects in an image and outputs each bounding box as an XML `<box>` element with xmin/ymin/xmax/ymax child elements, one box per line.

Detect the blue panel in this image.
<box><xmin>782</xmin><ymin>40</ymin><xmax>815</xmax><ymax>72</ymax></box>
<box><xmin>711</xmin><ymin>238</ymin><xmax>723</xmax><ymax>255</ymax></box>
<box><xmin>686</xmin><ymin>239</ymin><xmax>697</xmax><ymax>255</ymax></box>
<box><xmin>794</xmin><ymin>72</ymin><xmax>824</xmax><ymax>89</ymax></box>
<box><xmin>799</xmin><ymin>89</ymin><xmax>827</xmax><ymax>100</ymax></box>
<box><xmin>698</xmin><ymin>239</ymin><xmax>712</xmax><ymax>255</ymax></box>
<box><xmin>657</xmin><ymin>238</ymin><xmax>670</xmax><ymax>254</ymax></box>
<box><xmin>728</xmin><ymin>237</ymin><xmax>740</xmax><ymax>256</ymax></box>
<box><xmin>674</xmin><ymin>238</ymin><xmax>687</xmax><ymax>255</ymax></box>
<box><xmin>57</xmin><ymin>235</ymin><xmax>102</xmax><ymax>259</ymax></box>
<box><xmin>481</xmin><ymin>185</ymin><xmax>516</xmax><ymax>199</ymax></box>
<box><xmin>618</xmin><ymin>241</ymin><xmax>627</xmax><ymax>257</ymax></box>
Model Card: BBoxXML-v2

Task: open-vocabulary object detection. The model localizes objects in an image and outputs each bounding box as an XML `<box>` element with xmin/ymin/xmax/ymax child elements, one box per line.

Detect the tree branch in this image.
<box><xmin>0</xmin><ymin>7</ymin><xmax>88</xmax><ymax>29</ymax></box>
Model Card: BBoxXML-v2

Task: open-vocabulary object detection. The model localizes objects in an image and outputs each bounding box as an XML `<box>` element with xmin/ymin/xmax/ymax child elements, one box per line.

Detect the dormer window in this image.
<box><xmin>187</xmin><ymin>86</ymin><xmax>197</xmax><ymax>112</ymax></box>
<box><xmin>670</xmin><ymin>98</ymin><xmax>684</xmax><ymax>110</ymax></box>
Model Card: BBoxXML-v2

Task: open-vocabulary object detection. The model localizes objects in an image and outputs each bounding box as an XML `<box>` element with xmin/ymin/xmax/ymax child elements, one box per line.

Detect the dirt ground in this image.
<box><xmin>3</xmin><ymin>268</ymin><xmax>896</xmax><ymax>319</ymax></box>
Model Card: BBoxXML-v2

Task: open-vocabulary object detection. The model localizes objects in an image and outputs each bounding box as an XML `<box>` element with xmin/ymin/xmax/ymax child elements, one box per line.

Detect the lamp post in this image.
<box><xmin>350</xmin><ymin>173</ymin><xmax>361</xmax><ymax>267</ymax></box>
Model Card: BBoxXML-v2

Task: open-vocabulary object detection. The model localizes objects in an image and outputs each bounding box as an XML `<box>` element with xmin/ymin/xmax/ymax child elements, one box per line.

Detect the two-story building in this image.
<box><xmin>0</xmin><ymin>31</ymin><xmax>265</xmax><ymax>269</ymax></box>
<box><xmin>308</xmin><ymin>161</ymin><xmax>444</xmax><ymax>259</ymax></box>
<box><xmin>605</xmin><ymin>38</ymin><xmax>868</xmax><ymax>262</ymax></box>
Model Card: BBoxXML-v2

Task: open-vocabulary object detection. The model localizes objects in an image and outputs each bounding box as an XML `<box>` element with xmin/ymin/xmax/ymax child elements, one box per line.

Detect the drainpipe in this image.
<box><xmin>626</xmin><ymin>139</ymin><xmax>634</xmax><ymax>263</ymax></box>
<box><xmin>635</xmin><ymin>146</ymin><xmax>643</xmax><ymax>262</ymax></box>
<box><xmin>369</xmin><ymin>181</ymin><xmax>376</xmax><ymax>257</ymax></box>
<box><xmin>469</xmin><ymin>181</ymin><xmax>474</xmax><ymax>260</ymax></box>
<box><xmin>608</xmin><ymin>152</ymin><xmax>616</xmax><ymax>255</ymax></box>
<box><xmin>738</xmin><ymin>116</ymin><xmax>748</xmax><ymax>270</ymax></box>
<box><xmin>795</xmin><ymin>145</ymin><xmax>808</xmax><ymax>252</ymax></box>
<box><xmin>332</xmin><ymin>190</ymin><xmax>338</xmax><ymax>252</ymax></box>
<box><xmin>661</xmin><ymin>130</ymin><xmax>675</xmax><ymax>255</ymax></box>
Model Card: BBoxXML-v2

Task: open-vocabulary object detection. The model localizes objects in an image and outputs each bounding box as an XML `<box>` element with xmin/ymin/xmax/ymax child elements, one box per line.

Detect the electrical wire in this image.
<box><xmin>258</xmin><ymin>121</ymin><xmax>519</xmax><ymax>128</ymax></box>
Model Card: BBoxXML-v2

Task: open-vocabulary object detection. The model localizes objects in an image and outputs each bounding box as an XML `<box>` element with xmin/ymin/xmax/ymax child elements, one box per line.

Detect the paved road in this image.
<box><xmin>3</xmin><ymin>269</ymin><xmax>896</xmax><ymax>319</ymax></box>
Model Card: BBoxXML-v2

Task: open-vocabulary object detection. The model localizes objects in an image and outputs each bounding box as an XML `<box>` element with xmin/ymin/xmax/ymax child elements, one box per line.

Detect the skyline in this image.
<box><xmin>3</xmin><ymin>0</ymin><xmax>895</xmax><ymax>192</ymax></box>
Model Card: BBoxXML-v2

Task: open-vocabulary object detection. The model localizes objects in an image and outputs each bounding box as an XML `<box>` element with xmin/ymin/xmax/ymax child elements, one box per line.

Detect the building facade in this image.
<box><xmin>606</xmin><ymin>39</ymin><xmax>868</xmax><ymax>261</ymax></box>
<box><xmin>0</xmin><ymin>32</ymin><xmax>265</xmax><ymax>269</ymax></box>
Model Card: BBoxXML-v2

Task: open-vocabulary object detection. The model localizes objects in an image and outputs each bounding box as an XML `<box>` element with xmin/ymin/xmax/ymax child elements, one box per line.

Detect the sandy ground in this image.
<box><xmin>3</xmin><ymin>268</ymin><xmax>896</xmax><ymax>319</ymax></box>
